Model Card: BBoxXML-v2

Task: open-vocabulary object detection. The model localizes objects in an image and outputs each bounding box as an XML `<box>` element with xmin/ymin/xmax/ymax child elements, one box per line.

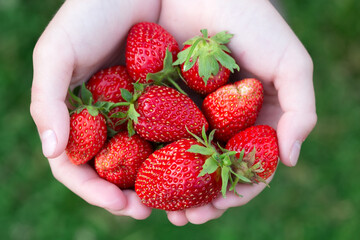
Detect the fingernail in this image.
<box><xmin>41</xmin><ymin>130</ymin><xmax>57</xmax><ymax>157</ymax></box>
<box><xmin>289</xmin><ymin>140</ymin><xmax>302</xmax><ymax>166</ymax></box>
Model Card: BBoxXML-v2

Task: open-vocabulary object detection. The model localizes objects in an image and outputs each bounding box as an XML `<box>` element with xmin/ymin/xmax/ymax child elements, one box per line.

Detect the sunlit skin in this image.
<box><xmin>31</xmin><ymin>0</ymin><xmax>316</xmax><ymax>226</ymax></box>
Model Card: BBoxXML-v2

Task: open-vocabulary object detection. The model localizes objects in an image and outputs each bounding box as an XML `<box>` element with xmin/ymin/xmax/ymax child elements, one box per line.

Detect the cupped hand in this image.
<box><xmin>30</xmin><ymin>0</ymin><xmax>162</xmax><ymax>219</ymax></box>
<box><xmin>159</xmin><ymin>0</ymin><xmax>317</xmax><ymax>225</ymax></box>
<box><xmin>31</xmin><ymin>0</ymin><xmax>317</xmax><ymax>225</ymax></box>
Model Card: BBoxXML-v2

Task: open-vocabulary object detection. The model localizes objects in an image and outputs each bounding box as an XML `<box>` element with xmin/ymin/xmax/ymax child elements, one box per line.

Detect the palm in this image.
<box><xmin>159</xmin><ymin>0</ymin><xmax>316</xmax><ymax>225</ymax></box>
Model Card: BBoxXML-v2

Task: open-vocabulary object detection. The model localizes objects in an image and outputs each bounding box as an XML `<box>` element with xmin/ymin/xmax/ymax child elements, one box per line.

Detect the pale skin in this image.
<box><xmin>30</xmin><ymin>0</ymin><xmax>317</xmax><ymax>226</ymax></box>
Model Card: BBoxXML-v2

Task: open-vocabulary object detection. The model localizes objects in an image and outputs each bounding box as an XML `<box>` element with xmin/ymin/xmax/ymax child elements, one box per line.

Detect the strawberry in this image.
<box><xmin>95</xmin><ymin>131</ymin><xmax>153</xmax><ymax>189</ymax></box>
<box><xmin>66</xmin><ymin>108</ymin><xmax>107</xmax><ymax>165</ymax></box>
<box><xmin>202</xmin><ymin>78</ymin><xmax>264</xmax><ymax>142</ymax></box>
<box><xmin>135</xmin><ymin>138</ymin><xmax>222</xmax><ymax>211</ymax></box>
<box><xmin>225</xmin><ymin>125</ymin><xmax>279</xmax><ymax>182</ymax></box>
<box><xmin>132</xmin><ymin>85</ymin><xmax>209</xmax><ymax>142</ymax></box>
<box><xmin>86</xmin><ymin>65</ymin><xmax>134</xmax><ymax>132</ymax></box>
<box><xmin>174</xmin><ymin>29</ymin><xmax>239</xmax><ymax>95</ymax></box>
<box><xmin>65</xmin><ymin>84</ymin><xmax>118</xmax><ymax>165</ymax></box>
<box><xmin>126</xmin><ymin>22</ymin><xmax>179</xmax><ymax>84</ymax></box>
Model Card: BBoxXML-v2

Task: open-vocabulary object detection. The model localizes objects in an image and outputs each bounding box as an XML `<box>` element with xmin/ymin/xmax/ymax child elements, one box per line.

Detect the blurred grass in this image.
<box><xmin>1</xmin><ymin>0</ymin><xmax>359</xmax><ymax>239</ymax></box>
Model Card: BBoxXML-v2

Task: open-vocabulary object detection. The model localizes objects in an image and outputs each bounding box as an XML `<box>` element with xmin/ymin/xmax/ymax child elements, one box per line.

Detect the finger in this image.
<box><xmin>49</xmin><ymin>152</ymin><xmax>127</xmax><ymax>211</ymax></box>
<box><xmin>31</xmin><ymin>0</ymin><xmax>162</xmax><ymax>159</ymax></box>
<box><xmin>30</xmin><ymin>18</ymin><xmax>75</xmax><ymax>158</ymax></box>
<box><xmin>166</xmin><ymin>211</ymin><xmax>189</xmax><ymax>226</ymax></box>
<box><xmin>274</xmin><ymin>41</ymin><xmax>317</xmax><ymax>167</ymax></box>
<box><xmin>185</xmin><ymin>204</ymin><xmax>225</xmax><ymax>225</ymax></box>
<box><xmin>108</xmin><ymin>190</ymin><xmax>152</xmax><ymax>220</ymax></box>
<box><xmin>212</xmin><ymin>175</ymin><xmax>273</xmax><ymax>210</ymax></box>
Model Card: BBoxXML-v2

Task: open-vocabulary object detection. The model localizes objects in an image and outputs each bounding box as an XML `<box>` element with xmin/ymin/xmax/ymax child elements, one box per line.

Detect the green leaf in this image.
<box><xmin>183</xmin><ymin>35</ymin><xmax>200</xmax><ymax>46</ymax></box>
<box><xmin>229</xmin><ymin>176</ymin><xmax>239</xmax><ymax>191</ymax></box>
<box><xmin>127</xmin><ymin>104</ymin><xmax>140</xmax><ymax>123</ymax></box>
<box><xmin>121</xmin><ymin>88</ymin><xmax>133</xmax><ymax>103</ymax></box>
<box><xmin>163</xmin><ymin>48</ymin><xmax>174</xmax><ymax>69</ymax></box>
<box><xmin>183</xmin><ymin>58</ymin><xmax>197</xmax><ymax>72</ymax></box>
<box><xmin>127</xmin><ymin>120</ymin><xmax>136</xmax><ymax>137</ymax></box>
<box><xmin>199</xmin><ymin>53</ymin><xmax>220</xmax><ymax>83</ymax></box>
<box><xmin>221</xmin><ymin>166</ymin><xmax>231</xmax><ymax>197</ymax></box>
<box><xmin>200</xmin><ymin>29</ymin><xmax>208</xmax><ymax>38</ymax></box>
<box><xmin>202</xmin><ymin>125</ymin><xmax>208</xmax><ymax>145</ymax></box>
<box><xmin>173</xmin><ymin>47</ymin><xmax>191</xmax><ymax>66</ymax></box>
<box><xmin>208</xmin><ymin>129</ymin><xmax>216</xmax><ymax>146</ymax></box>
<box><xmin>94</xmin><ymin>101</ymin><xmax>116</xmax><ymax>113</ymax></box>
<box><xmin>230</xmin><ymin>168</ymin><xmax>252</xmax><ymax>183</ymax></box>
<box><xmin>68</xmin><ymin>88</ymin><xmax>82</xmax><ymax>108</ymax></box>
<box><xmin>239</xmin><ymin>149</ymin><xmax>245</xmax><ymax>160</ymax></box>
<box><xmin>214</xmin><ymin>49</ymin><xmax>240</xmax><ymax>73</ymax></box>
<box><xmin>187</xmin><ymin>145</ymin><xmax>214</xmax><ymax>156</ymax></box>
<box><xmin>219</xmin><ymin>44</ymin><xmax>231</xmax><ymax>53</ymax></box>
<box><xmin>183</xmin><ymin>38</ymin><xmax>202</xmax><ymax>72</ymax></box>
<box><xmin>223</xmin><ymin>155</ymin><xmax>232</xmax><ymax>166</ymax></box>
<box><xmin>81</xmin><ymin>83</ymin><xmax>94</xmax><ymax>106</ymax></box>
<box><xmin>229</xmin><ymin>177</ymin><xmax>243</xmax><ymax>197</ymax></box>
<box><xmin>110</xmin><ymin>102</ymin><xmax>131</xmax><ymax>108</ymax></box>
<box><xmin>133</xmin><ymin>81</ymin><xmax>145</xmax><ymax>93</ymax></box>
<box><xmin>109</xmin><ymin>111</ymin><xmax>127</xmax><ymax>119</ymax></box>
<box><xmin>185</xmin><ymin>126</ymin><xmax>205</xmax><ymax>145</ymax></box>
<box><xmin>211</xmin><ymin>31</ymin><xmax>233</xmax><ymax>44</ymax></box>
<box><xmin>86</xmin><ymin>106</ymin><xmax>99</xmax><ymax>117</ymax></box>
<box><xmin>198</xmin><ymin>157</ymin><xmax>219</xmax><ymax>177</ymax></box>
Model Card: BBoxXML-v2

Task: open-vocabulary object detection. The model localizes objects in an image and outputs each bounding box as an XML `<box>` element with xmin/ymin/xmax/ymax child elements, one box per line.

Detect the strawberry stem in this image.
<box><xmin>146</xmin><ymin>48</ymin><xmax>187</xmax><ymax>95</ymax></box>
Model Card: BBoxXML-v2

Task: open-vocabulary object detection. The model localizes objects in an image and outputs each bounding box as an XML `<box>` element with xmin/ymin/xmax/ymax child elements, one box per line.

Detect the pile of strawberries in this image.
<box><xmin>65</xmin><ymin>22</ymin><xmax>279</xmax><ymax>211</ymax></box>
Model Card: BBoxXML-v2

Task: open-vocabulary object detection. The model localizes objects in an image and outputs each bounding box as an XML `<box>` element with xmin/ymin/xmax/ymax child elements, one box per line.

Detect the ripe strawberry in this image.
<box><xmin>86</xmin><ymin>65</ymin><xmax>134</xmax><ymax>132</ymax></box>
<box><xmin>66</xmin><ymin>108</ymin><xmax>107</xmax><ymax>165</ymax></box>
<box><xmin>225</xmin><ymin>125</ymin><xmax>279</xmax><ymax>182</ymax></box>
<box><xmin>135</xmin><ymin>138</ymin><xmax>222</xmax><ymax>211</ymax></box>
<box><xmin>180</xmin><ymin>52</ymin><xmax>231</xmax><ymax>95</ymax></box>
<box><xmin>202</xmin><ymin>78</ymin><xmax>264</xmax><ymax>142</ymax></box>
<box><xmin>174</xmin><ymin>29</ymin><xmax>239</xmax><ymax>95</ymax></box>
<box><xmin>126</xmin><ymin>22</ymin><xmax>179</xmax><ymax>83</ymax></box>
<box><xmin>133</xmin><ymin>85</ymin><xmax>209</xmax><ymax>142</ymax></box>
<box><xmin>95</xmin><ymin>131</ymin><xmax>153</xmax><ymax>189</ymax></box>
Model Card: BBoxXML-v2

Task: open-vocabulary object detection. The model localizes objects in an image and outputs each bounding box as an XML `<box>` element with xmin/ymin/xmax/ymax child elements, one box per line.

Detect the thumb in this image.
<box><xmin>275</xmin><ymin>44</ymin><xmax>317</xmax><ymax>167</ymax></box>
<box><xmin>30</xmin><ymin>29</ymin><xmax>74</xmax><ymax>158</ymax></box>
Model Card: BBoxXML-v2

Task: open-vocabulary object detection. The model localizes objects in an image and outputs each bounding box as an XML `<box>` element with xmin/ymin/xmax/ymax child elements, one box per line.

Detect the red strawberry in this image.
<box><xmin>202</xmin><ymin>78</ymin><xmax>264</xmax><ymax>142</ymax></box>
<box><xmin>95</xmin><ymin>131</ymin><xmax>153</xmax><ymax>189</ymax></box>
<box><xmin>174</xmin><ymin>29</ymin><xmax>239</xmax><ymax>95</ymax></box>
<box><xmin>135</xmin><ymin>138</ymin><xmax>222</xmax><ymax>211</ymax></box>
<box><xmin>66</xmin><ymin>108</ymin><xmax>107</xmax><ymax>165</ymax></box>
<box><xmin>126</xmin><ymin>22</ymin><xmax>179</xmax><ymax>83</ymax></box>
<box><xmin>133</xmin><ymin>85</ymin><xmax>209</xmax><ymax>142</ymax></box>
<box><xmin>86</xmin><ymin>65</ymin><xmax>134</xmax><ymax>132</ymax></box>
<box><xmin>180</xmin><ymin>53</ymin><xmax>231</xmax><ymax>95</ymax></box>
<box><xmin>225</xmin><ymin>125</ymin><xmax>279</xmax><ymax>182</ymax></box>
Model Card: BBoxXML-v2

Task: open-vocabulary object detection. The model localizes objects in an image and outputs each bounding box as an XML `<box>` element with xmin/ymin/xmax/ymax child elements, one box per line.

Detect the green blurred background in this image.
<box><xmin>1</xmin><ymin>0</ymin><xmax>359</xmax><ymax>239</ymax></box>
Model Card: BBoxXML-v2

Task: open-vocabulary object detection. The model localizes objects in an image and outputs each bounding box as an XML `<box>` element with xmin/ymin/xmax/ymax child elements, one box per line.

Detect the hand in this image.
<box><xmin>30</xmin><ymin>0</ymin><xmax>162</xmax><ymax>219</ymax></box>
<box><xmin>31</xmin><ymin>0</ymin><xmax>317</xmax><ymax>225</ymax></box>
<box><xmin>159</xmin><ymin>0</ymin><xmax>317</xmax><ymax>225</ymax></box>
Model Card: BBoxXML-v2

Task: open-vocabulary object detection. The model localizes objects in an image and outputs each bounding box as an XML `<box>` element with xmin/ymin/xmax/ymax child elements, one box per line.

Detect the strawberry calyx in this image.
<box><xmin>146</xmin><ymin>48</ymin><xmax>187</xmax><ymax>95</ymax></box>
<box><xmin>173</xmin><ymin>29</ymin><xmax>240</xmax><ymax>85</ymax></box>
<box><xmin>114</xmin><ymin>82</ymin><xmax>146</xmax><ymax>137</ymax></box>
<box><xmin>68</xmin><ymin>83</ymin><xmax>123</xmax><ymax>133</ymax></box>
<box><xmin>231</xmin><ymin>147</ymin><xmax>269</xmax><ymax>186</ymax></box>
<box><xmin>186</xmin><ymin>126</ymin><xmax>269</xmax><ymax>198</ymax></box>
